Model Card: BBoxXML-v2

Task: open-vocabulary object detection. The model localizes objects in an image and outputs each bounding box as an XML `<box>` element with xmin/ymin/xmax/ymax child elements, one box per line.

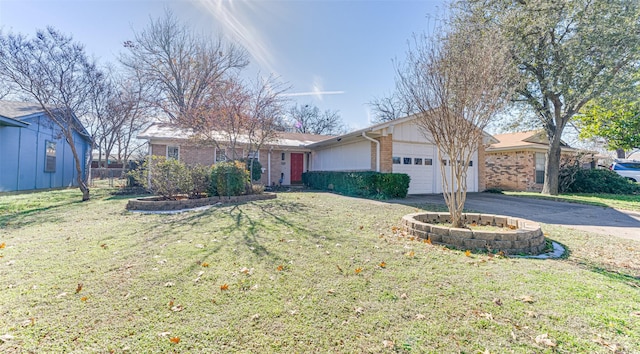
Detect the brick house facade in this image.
<box><xmin>483</xmin><ymin>131</ymin><xmax>577</xmax><ymax>191</ymax></box>
<box><xmin>139</xmin><ymin>123</ymin><xmax>330</xmax><ymax>187</ymax></box>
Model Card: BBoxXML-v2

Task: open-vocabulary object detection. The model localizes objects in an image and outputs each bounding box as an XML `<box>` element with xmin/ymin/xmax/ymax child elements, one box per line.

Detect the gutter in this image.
<box><xmin>361</xmin><ymin>131</ymin><xmax>380</xmax><ymax>172</ymax></box>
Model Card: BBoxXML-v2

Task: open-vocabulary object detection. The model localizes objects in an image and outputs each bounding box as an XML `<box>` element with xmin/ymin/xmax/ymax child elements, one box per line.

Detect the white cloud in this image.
<box><xmin>281</xmin><ymin>91</ymin><xmax>345</xmax><ymax>97</ymax></box>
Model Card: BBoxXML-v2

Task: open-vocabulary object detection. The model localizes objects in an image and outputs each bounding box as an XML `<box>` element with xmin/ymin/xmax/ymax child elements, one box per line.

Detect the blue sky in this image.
<box><xmin>0</xmin><ymin>0</ymin><xmax>445</xmax><ymax>130</ymax></box>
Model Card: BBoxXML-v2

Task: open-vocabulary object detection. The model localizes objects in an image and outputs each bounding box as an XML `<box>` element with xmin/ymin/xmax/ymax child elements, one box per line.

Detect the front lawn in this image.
<box><xmin>504</xmin><ymin>191</ymin><xmax>640</xmax><ymax>212</ymax></box>
<box><xmin>1</xmin><ymin>187</ymin><xmax>639</xmax><ymax>352</ymax></box>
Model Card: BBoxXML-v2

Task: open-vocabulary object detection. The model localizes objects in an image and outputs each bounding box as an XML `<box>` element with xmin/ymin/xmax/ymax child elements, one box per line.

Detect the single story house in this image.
<box><xmin>139</xmin><ymin>114</ymin><xmax>493</xmax><ymax>194</ymax></box>
<box><xmin>137</xmin><ymin>123</ymin><xmax>331</xmax><ymax>186</ymax></box>
<box><xmin>306</xmin><ymin>115</ymin><xmax>492</xmax><ymax>194</ymax></box>
<box><xmin>484</xmin><ymin>130</ymin><xmax>577</xmax><ymax>191</ymax></box>
<box><xmin>0</xmin><ymin>100</ymin><xmax>92</xmax><ymax>192</ymax></box>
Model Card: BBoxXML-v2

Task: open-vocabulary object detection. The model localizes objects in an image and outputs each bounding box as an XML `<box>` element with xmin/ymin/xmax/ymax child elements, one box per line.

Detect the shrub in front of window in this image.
<box><xmin>241</xmin><ymin>158</ymin><xmax>263</xmax><ymax>182</ymax></box>
<box><xmin>127</xmin><ymin>156</ymin><xmax>191</xmax><ymax>199</ymax></box>
<box><xmin>209</xmin><ymin>161</ymin><xmax>250</xmax><ymax>197</ymax></box>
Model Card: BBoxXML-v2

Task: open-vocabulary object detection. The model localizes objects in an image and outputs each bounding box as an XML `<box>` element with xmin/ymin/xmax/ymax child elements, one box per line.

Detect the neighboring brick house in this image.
<box><xmin>137</xmin><ymin>123</ymin><xmax>331</xmax><ymax>187</ymax></box>
<box><xmin>484</xmin><ymin>130</ymin><xmax>577</xmax><ymax>191</ymax></box>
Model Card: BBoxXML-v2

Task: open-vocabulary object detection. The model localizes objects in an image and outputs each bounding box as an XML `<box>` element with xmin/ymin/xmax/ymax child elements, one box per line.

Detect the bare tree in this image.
<box><xmin>0</xmin><ymin>27</ymin><xmax>101</xmax><ymax>201</ymax></box>
<box><xmin>288</xmin><ymin>103</ymin><xmax>346</xmax><ymax>135</ymax></box>
<box><xmin>245</xmin><ymin>75</ymin><xmax>289</xmax><ymax>180</ymax></box>
<box><xmin>187</xmin><ymin>75</ymin><xmax>288</xmax><ymax>154</ymax></box>
<box><xmin>369</xmin><ymin>92</ymin><xmax>416</xmax><ymax>123</ymax></box>
<box><xmin>120</xmin><ymin>9</ymin><xmax>249</xmax><ymax>124</ymax></box>
<box><xmin>397</xmin><ymin>17</ymin><xmax>515</xmax><ymax>228</ymax></box>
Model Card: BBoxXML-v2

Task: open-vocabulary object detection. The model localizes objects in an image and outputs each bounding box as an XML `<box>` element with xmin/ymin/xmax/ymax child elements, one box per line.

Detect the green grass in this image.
<box><xmin>504</xmin><ymin>191</ymin><xmax>640</xmax><ymax>212</ymax></box>
<box><xmin>1</xmin><ymin>187</ymin><xmax>639</xmax><ymax>352</ymax></box>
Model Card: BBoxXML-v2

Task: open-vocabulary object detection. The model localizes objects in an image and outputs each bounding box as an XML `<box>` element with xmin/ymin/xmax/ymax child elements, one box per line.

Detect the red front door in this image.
<box><xmin>290</xmin><ymin>153</ymin><xmax>304</xmax><ymax>183</ymax></box>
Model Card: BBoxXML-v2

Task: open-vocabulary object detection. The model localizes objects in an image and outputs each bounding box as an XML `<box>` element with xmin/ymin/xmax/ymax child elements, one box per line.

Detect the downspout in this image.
<box><xmin>268</xmin><ymin>147</ymin><xmax>272</xmax><ymax>186</ymax></box>
<box><xmin>361</xmin><ymin>131</ymin><xmax>380</xmax><ymax>172</ymax></box>
<box><xmin>146</xmin><ymin>141</ymin><xmax>152</xmax><ymax>188</ymax></box>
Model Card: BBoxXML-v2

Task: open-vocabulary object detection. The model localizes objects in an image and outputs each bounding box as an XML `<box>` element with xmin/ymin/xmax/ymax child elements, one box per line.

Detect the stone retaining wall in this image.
<box><xmin>402</xmin><ymin>212</ymin><xmax>546</xmax><ymax>255</ymax></box>
<box><xmin>126</xmin><ymin>193</ymin><xmax>276</xmax><ymax>211</ymax></box>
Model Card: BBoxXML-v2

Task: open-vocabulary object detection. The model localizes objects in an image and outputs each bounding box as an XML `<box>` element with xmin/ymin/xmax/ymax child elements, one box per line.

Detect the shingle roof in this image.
<box><xmin>488</xmin><ymin>130</ymin><xmax>574</xmax><ymax>152</ymax></box>
<box><xmin>138</xmin><ymin>123</ymin><xmax>333</xmax><ymax>148</ymax></box>
<box><xmin>0</xmin><ymin>100</ymin><xmax>46</xmax><ymax>119</ymax></box>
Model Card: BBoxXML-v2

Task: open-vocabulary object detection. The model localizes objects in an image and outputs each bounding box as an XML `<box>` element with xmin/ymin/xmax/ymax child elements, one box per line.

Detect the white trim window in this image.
<box><xmin>167</xmin><ymin>145</ymin><xmax>180</xmax><ymax>160</ymax></box>
<box><xmin>535</xmin><ymin>152</ymin><xmax>545</xmax><ymax>183</ymax></box>
<box><xmin>216</xmin><ymin>148</ymin><xmax>227</xmax><ymax>163</ymax></box>
<box><xmin>247</xmin><ymin>150</ymin><xmax>259</xmax><ymax>160</ymax></box>
<box><xmin>45</xmin><ymin>140</ymin><xmax>56</xmax><ymax>172</ymax></box>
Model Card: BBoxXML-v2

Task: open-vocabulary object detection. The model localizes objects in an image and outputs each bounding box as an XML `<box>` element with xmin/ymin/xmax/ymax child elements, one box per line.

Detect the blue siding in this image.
<box><xmin>0</xmin><ymin>113</ymin><xmax>90</xmax><ymax>192</ymax></box>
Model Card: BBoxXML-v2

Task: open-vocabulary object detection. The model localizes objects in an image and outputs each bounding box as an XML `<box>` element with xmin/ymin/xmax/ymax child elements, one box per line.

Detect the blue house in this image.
<box><xmin>0</xmin><ymin>100</ymin><xmax>92</xmax><ymax>192</ymax></box>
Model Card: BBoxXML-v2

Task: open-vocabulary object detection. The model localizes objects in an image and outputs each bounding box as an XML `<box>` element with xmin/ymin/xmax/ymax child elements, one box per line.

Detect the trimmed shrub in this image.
<box><xmin>302</xmin><ymin>171</ymin><xmax>410</xmax><ymax>199</ymax></box>
<box><xmin>242</xmin><ymin>158</ymin><xmax>263</xmax><ymax>182</ymax></box>
<box><xmin>128</xmin><ymin>156</ymin><xmax>192</xmax><ymax>199</ymax></box>
<box><xmin>562</xmin><ymin>168</ymin><xmax>640</xmax><ymax>194</ymax></box>
<box><xmin>189</xmin><ymin>164</ymin><xmax>211</xmax><ymax>198</ymax></box>
<box><xmin>372</xmin><ymin>173</ymin><xmax>410</xmax><ymax>198</ymax></box>
<box><xmin>209</xmin><ymin>161</ymin><xmax>250</xmax><ymax>196</ymax></box>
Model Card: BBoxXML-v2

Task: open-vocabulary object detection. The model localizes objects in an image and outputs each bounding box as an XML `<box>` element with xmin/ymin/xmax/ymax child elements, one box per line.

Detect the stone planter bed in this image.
<box><xmin>126</xmin><ymin>193</ymin><xmax>276</xmax><ymax>212</ymax></box>
<box><xmin>402</xmin><ymin>212</ymin><xmax>546</xmax><ymax>255</ymax></box>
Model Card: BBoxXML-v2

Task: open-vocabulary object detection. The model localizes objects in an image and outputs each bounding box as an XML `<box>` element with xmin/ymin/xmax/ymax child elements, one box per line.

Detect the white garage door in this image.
<box><xmin>392</xmin><ymin>142</ymin><xmax>436</xmax><ymax>194</ymax></box>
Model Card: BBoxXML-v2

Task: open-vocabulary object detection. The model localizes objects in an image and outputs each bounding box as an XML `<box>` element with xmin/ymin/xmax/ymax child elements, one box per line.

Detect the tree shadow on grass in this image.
<box><xmin>0</xmin><ymin>201</ymin><xmax>82</xmax><ymax>229</ymax></box>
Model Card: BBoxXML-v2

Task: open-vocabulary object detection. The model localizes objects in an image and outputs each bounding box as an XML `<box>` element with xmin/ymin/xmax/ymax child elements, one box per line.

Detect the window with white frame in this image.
<box><xmin>167</xmin><ymin>146</ymin><xmax>179</xmax><ymax>160</ymax></box>
<box><xmin>44</xmin><ymin>140</ymin><xmax>56</xmax><ymax>172</ymax></box>
<box><xmin>216</xmin><ymin>149</ymin><xmax>227</xmax><ymax>162</ymax></box>
<box><xmin>247</xmin><ymin>150</ymin><xmax>259</xmax><ymax>159</ymax></box>
<box><xmin>535</xmin><ymin>153</ymin><xmax>545</xmax><ymax>183</ymax></box>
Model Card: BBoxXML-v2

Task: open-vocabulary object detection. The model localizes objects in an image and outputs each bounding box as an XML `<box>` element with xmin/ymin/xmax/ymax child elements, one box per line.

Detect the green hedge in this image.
<box><xmin>209</xmin><ymin>161</ymin><xmax>250</xmax><ymax>196</ymax></box>
<box><xmin>562</xmin><ymin>169</ymin><xmax>640</xmax><ymax>194</ymax></box>
<box><xmin>302</xmin><ymin>171</ymin><xmax>410</xmax><ymax>199</ymax></box>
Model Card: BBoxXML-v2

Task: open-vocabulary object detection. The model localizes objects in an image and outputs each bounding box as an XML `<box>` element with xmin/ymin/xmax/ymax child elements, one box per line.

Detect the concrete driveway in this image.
<box><xmin>396</xmin><ymin>193</ymin><xmax>640</xmax><ymax>242</ymax></box>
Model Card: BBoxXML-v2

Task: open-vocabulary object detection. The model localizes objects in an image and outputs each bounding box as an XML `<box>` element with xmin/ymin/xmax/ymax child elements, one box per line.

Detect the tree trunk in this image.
<box><xmin>66</xmin><ymin>132</ymin><xmax>91</xmax><ymax>201</ymax></box>
<box><xmin>542</xmin><ymin>133</ymin><xmax>562</xmax><ymax>195</ymax></box>
<box><xmin>616</xmin><ymin>148</ymin><xmax>625</xmax><ymax>159</ymax></box>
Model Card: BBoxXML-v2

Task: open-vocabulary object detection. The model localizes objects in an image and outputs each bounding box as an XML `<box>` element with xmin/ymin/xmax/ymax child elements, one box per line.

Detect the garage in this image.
<box><xmin>392</xmin><ymin>142</ymin><xmax>436</xmax><ymax>194</ymax></box>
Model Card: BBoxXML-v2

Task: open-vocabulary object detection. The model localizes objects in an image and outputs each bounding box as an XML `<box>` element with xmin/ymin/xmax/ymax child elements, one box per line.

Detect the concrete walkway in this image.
<box><xmin>394</xmin><ymin>193</ymin><xmax>640</xmax><ymax>242</ymax></box>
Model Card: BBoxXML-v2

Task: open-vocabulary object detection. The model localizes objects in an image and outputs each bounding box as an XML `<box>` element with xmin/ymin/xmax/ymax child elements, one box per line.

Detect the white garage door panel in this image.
<box><xmin>392</xmin><ymin>142</ymin><xmax>435</xmax><ymax>194</ymax></box>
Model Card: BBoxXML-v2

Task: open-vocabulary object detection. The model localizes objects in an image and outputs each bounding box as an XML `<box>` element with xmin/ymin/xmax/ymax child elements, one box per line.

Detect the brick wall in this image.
<box><xmin>484</xmin><ymin>150</ymin><xmax>539</xmax><ymax>191</ymax></box>
<box><xmin>477</xmin><ymin>144</ymin><xmax>487</xmax><ymax>192</ymax></box>
<box><xmin>151</xmin><ymin>144</ymin><xmax>167</xmax><ymax>157</ymax></box>
<box><xmin>180</xmin><ymin>145</ymin><xmax>215</xmax><ymax>166</ymax></box>
<box><xmin>379</xmin><ymin>135</ymin><xmax>393</xmax><ymax>173</ymax></box>
<box><xmin>370</xmin><ymin>135</ymin><xmax>394</xmax><ymax>172</ymax></box>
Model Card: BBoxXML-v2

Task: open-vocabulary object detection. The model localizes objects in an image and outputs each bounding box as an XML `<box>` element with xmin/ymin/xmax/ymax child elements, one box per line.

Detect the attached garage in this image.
<box><xmin>392</xmin><ymin>142</ymin><xmax>436</xmax><ymax>194</ymax></box>
<box><xmin>306</xmin><ymin>114</ymin><xmax>486</xmax><ymax>194</ymax></box>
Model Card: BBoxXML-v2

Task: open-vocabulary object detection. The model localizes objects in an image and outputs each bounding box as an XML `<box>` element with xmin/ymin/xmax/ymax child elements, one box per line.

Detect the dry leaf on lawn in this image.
<box><xmin>171</xmin><ymin>304</ymin><xmax>183</xmax><ymax>312</ymax></box>
<box><xmin>517</xmin><ymin>295</ymin><xmax>535</xmax><ymax>303</ymax></box>
<box><xmin>0</xmin><ymin>334</ymin><xmax>15</xmax><ymax>342</ymax></box>
<box><xmin>535</xmin><ymin>333</ymin><xmax>556</xmax><ymax>347</ymax></box>
<box><xmin>169</xmin><ymin>336</ymin><xmax>180</xmax><ymax>344</ymax></box>
<box><xmin>493</xmin><ymin>298</ymin><xmax>502</xmax><ymax>306</ymax></box>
